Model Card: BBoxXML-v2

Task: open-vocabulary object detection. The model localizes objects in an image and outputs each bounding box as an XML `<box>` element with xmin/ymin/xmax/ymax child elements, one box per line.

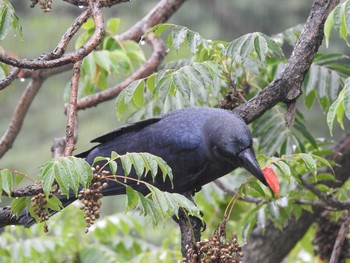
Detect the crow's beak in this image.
<box><xmin>238</xmin><ymin>148</ymin><xmax>268</xmax><ymax>186</ymax></box>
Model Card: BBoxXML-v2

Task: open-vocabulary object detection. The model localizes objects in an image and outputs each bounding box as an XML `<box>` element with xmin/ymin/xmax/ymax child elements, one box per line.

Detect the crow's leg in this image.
<box><xmin>173</xmin><ymin>191</ymin><xmax>204</xmax><ymax>259</ymax></box>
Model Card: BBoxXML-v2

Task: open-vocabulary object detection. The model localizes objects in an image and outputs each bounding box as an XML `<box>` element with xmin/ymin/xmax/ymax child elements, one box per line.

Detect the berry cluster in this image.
<box><xmin>30</xmin><ymin>0</ymin><xmax>52</xmax><ymax>12</ymax></box>
<box><xmin>78</xmin><ymin>170</ymin><xmax>109</xmax><ymax>232</ymax></box>
<box><xmin>31</xmin><ymin>192</ymin><xmax>52</xmax><ymax>232</ymax></box>
<box><xmin>181</xmin><ymin>219</ymin><xmax>244</xmax><ymax>263</ymax></box>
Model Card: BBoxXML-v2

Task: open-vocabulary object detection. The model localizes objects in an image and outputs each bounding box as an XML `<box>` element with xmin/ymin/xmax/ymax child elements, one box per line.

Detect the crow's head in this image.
<box><xmin>203</xmin><ymin>112</ymin><xmax>268</xmax><ymax>186</ymax></box>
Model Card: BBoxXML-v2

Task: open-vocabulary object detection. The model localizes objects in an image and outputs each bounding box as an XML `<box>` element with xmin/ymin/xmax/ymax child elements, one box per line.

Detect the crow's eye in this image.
<box><xmin>212</xmin><ymin>145</ymin><xmax>236</xmax><ymax>161</ymax></box>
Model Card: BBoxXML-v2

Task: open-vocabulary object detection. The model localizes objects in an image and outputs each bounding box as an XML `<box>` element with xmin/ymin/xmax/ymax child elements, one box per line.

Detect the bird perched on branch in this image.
<box><xmin>18</xmin><ymin>107</ymin><xmax>267</xmax><ymax>226</ymax></box>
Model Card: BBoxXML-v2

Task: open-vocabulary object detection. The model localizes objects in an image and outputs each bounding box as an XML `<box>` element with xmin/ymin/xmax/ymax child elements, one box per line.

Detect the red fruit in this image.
<box><xmin>262</xmin><ymin>166</ymin><xmax>280</xmax><ymax>197</ymax></box>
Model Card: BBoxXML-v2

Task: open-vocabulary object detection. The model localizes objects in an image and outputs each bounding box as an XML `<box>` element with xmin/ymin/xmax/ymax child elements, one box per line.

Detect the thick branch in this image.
<box><xmin>330</xmin><ymin>212</ymin><xmax>350</xmax><ymax>263</ymax></box>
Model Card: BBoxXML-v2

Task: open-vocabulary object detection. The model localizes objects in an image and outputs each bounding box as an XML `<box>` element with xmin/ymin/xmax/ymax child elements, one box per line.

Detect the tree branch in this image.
<box><xmin>65</xmin><ymin>61</ymin><xmax>82</xmax><ymax>156</ymax></box>
<box><xmin>0</xmin><ymin>67</ymin><xmax>21</xmax><ymax>91</ymax></box>
<box><xmin>330</xmin><ymin>211</ymin><xmax>350</xmax><ymax>263</ymax></box>
<box><xmin>118</xmin><ymin>0</ymin><xmax>188</xmax><ymax>42</ymax></box>
<box><xmin>0</xmin><ymin>78</ymin><xmax>45</xmax><ymax>158</ymax></box>
<box><xmin>0</xmin><ymin>0</ymin><xmax>103</xmax><ymax>70</ymax></box>
<box><xmin>75</xmin><ymin>36</ymin><xmax>166</xmax><ymax>110</ymax></box>
<box><xmin>235</xmin><ymin>0</ymin><xmax>340</xmax><ymax>124</ymax></box>
<box><xmin>63</xmin><ymin>0</ymin><xmax>130</xmax><ymax>8</ymax></box>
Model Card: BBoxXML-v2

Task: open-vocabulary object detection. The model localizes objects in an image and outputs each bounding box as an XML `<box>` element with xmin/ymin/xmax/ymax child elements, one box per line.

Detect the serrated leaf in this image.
<box><xmin>0</xmin><ymin>6</ymin><xmax>11</xmax><ymax>41</ymax></box>
<box><xmin>147</xmin><ymin>23</ymin><xmax>172</xmax><ymax>38</ymax></box>
<box><xmin>187</xmin><ymin>31</ymin><xmax>202</xmax><ymax>53</ymax></box>
<box><xmin>141</xmin><ymin>153</ymin><xmax>158</xmax><ymax>179</ymax></box>
<box><xmin>109</xmin><ymin>161</ymin><xmax>118</xmax><ymax>175</ymax></box>
<box><xmin>0</xmin><ymin>169</ymin><xmax>12</xmax><ymax>197</ymax></box>
<box><xmin>125</xmin><ymin>185</ymin><xmax>139</xmax><ymax>211</ymax></box>
<box><xmin>129</xmin><ymin>153</ymin><xmax>145</xmax><ymax>179</ymax></box>
<box><xmin>254</xmin><ymin>35</ymin><xmax>267</xmax><ymax>62</ymax></box>
<box><xmin>124</xmin><ymin>79</ymin><xmax>143</xmax><ymax>104</ymax></box>
<box><xmin>120</xmin><ymin>155</ymin><xmax>132</xmax><ymax>177</ymax></box>
<box><xmin>173</xmin><ymin>71</ymin><xmax>190</xmax><ymax>101</ymax></box>
<box><xmin>171</xmin><ymin>26</ymin><xmax>188</xmax><ymax>49</ymax></box>
<box><xmin>37</xmin><ymin>157</ymin><xmax>92</xmax><ymax>197</ymax></box>
<box><xmin>0</xmin><ymin>1</ymin><xmax>22</xmax><ymax>40</ymax></box>
<box><xmin>46</xmin><ymin>195</ymin><xmax>62</xmax><ymax>212</ymax></box>
<box><xmin>10</xmin><ymin>197</ymin><xmax>30</xmax><ymax>216</ymax></box>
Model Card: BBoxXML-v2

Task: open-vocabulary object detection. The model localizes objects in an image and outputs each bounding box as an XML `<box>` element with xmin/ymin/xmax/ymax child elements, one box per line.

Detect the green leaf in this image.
<box><xmin>272</xmin><ymin>160</ymin><xmax>291</xmax><ymax>178</ymax></box>
<box><xmin>126</xmin><ymin>185</ymin><xmax>139</xmax><ymax>211</ymax></box>
<box><xmin>0</xmin><ymin>169</ymin><xmax>25</xmax><ymax>202</ymax></box>
<box><xmin>254</xmin><ymin>35</ymin><xmax>267</xmax><ymax>62</ymax></box>
<box><xmin>299</xmin><ymin>153</ymin><xmax>317</xmax><ymax>177</ymax></box>
<box><xmin>325</xmin><ymin>8</ymin><xmax>335</xmax><ymax>47</ymax></box>
<box><xmin>0</xmin><ymin>0</ymin><xmax>22</xmax><ymax>40</ymax></box>
<box><xmin>327</xmin><ymin>96</ymin><xmax>341</xmax><ymax>135</ymax></box>
<box><xmin>141</xmin><ymin>153</ymin><xmax>158</xmax><ymax>179</ymax></box>
<box><xmin>10</xmin><ymin>197</ymin><xmax>30</xmax><ymax>216</ymax></box>
<box><xmin>106</xmin><ymin>18</ymin><xmax>120</xmax><ymax>34</ymax></box>
<box><xmin>94</xmin><ymin>50</ymin><xmax>113</xmax><ymax>74</ymax></box>
<box><xmin>248</xmin><ymin>181</ymin><xmax>265</xmax><ymax>196</ymax></box>
<box><xmin>37</xmin><ymin>157</ymin><xmax>92</xmax><ymax>198</ymax></box>
<box><xmin>123</xmin><ymin>40</ymin><xmax>146</xmax><ymax>63</ymax></box>
<box><xmin>46</xmin><ymin>195</ymin><xmax>62</xmax><ymax>212</ymax></box>
<box><xmin>171</xmin><ymin>26</ymin><xmax>188</xmax><ymax>49</ymax></box>
<box><xmin>146</xmin><ymin>23</ymin><xmax>173</xmax><ymax>38</ymax></box>
<box><xmin>344</xmin><ymin>85</ymin><xmax>350</xmax><ymax>119</ymax></box>
<box><xmin>224</xmin><ymin>32</ymin><xmax>284</xmax><ymax>63</ymax></box>
<box><xmin>172</xmin><ymin>71</ymin><xmax>190</xmax><ymax>101</ymax></box>
<box><xmin>187</xmin><ymin>31</ymin><xmax>202</xmax><ymax>53</ymax></box>
<box><xmin>129</xmin><ymin>153</ymin><xmax>145</xmax><ymax>179</ymax></box>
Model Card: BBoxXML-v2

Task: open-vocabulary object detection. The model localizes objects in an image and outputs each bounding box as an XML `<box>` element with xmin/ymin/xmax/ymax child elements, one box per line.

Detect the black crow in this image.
<box><xmin>18</xmin><ymin>107</ymin><xmax>267</xmax><ymax>226</ymax></box>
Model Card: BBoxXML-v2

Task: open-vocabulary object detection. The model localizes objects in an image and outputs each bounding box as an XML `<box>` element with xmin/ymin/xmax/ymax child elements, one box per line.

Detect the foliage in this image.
<box><xmin>115</xmin><ymin>25</ymin><xmax>287</xmax><ymax>121</ymax></box>
<box><xmin>1</xmin><ymin>1</ymin><xmax>350</xmax><ymax>262</ymax></box>
<box><xmin>0</xmin><ymin>0</ymin><xmax>22</xmax><ymax>41</ymax></box>
<box><xmin>0</xmin><ymin>206</ymin><xmax>181</xmax><ymax>263</ymax></box>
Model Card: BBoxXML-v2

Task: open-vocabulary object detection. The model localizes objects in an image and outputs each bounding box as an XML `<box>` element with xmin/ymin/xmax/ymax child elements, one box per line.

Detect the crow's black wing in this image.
<box><xmin>91</xmin><ymin>117</ymin><xmax>161</xmax><ymax>143</ymax></box>
<box><xmin>75</xmin><ymin>117</ymin><xmax>161</xmax><ymax>158</ymax></box>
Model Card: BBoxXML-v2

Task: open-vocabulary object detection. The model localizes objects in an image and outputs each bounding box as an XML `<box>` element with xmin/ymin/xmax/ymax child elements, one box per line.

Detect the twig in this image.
<box><xmin>118</xmin><ymin>0</ymin><xmax>187</xmax><ymax>42</ymax></box>
<box><xmin>75</xmin><ymin>35</ymin><xmax>166</xmax><ymax>111</ymax></box>
<box><xmin>214</xmin><ymin>180</ymin><xmax>263</xmax><ymax>203</ymax></box>
<box><xmin>0</xmin><ymin>0</ymin><xmax>103</xmax><ymax>70</ymax></box>
<box><xmin>330</xmin><ymin>211</ymin><xmax>350</xmax><ymax>263</ymax></box>
<box><xmin>63</xmin><ymin>0</ymin><xmax>130</xmax><ymax>8</ymax></box>
<box><xmin>0</xmin><ymin>78</ymin><xmax>45</xmax><ymax>158</ymax></box>
<box><xmin>299</xmin><ymin>176</ymin><xmax>350</xmax><ymax>210</ymax></box>
<box><xmin>65</xmin><ymin>61</ymin><xmax>82</xmax><ymax>156</ymax></box>
<box><xmin>0</xmin><ymin>67</ymin><xmax>21</xmax><ymax>91</ymax></box>
<box><xmin>41</xmin><ymin>9</ymin><xmax>91</xmax><ymax>60</ymax></box>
